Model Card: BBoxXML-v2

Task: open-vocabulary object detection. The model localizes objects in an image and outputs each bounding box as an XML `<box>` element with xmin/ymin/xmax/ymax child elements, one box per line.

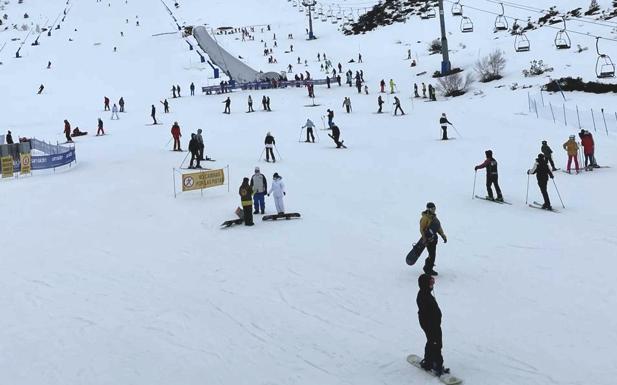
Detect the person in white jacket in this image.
<box><xmin>268</xmin><ymin>172</ymin><xmax>286</xmax><ymax>214</ymax></box>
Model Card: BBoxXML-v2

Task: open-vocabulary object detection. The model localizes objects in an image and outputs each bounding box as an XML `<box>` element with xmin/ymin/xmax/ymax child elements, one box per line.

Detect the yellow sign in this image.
<box><xmin>182</xmin><ymin>168</ymin><xmax>225</xmax><ymax>192</ymax></box>
<box><xmin>1</xmin><ymin>156</ymin><xmax>13</xmax><ymax>178</ymax></box>
<box><xmin>20</xmin><ymin>153</ymin><xmax>31</xmax><ymax>174</ymax></box>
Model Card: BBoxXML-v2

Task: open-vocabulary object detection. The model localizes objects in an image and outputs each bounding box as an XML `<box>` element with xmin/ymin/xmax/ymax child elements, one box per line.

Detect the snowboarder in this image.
<box><xmin>377</xmin><ymin>95</ymin><xmax>384</xmax><ymax>113</ymax></box>
<box><xmin>250</xmin><ymin>167</ymin><xmax>267</xmax><ymax>214</ymax></box>
<box><xmin>247</xmin><ymin>95</ymin><xmax>254</xmax><ymax>112</ymax></box>
<box><xmin>562</xmin><ymin>135</ymin><xmax>580</xmax><ymax>174</ymax></box>
<box><xmin>439</xmin><ymin>113</ymin><xmax>452</xmax><ymax>140</ymax></box>
<box><xmin>527</xmin><ymin>154</ymin><xmax>554</xmax><ymax>210</ymax></box>
<box><xmin>37</xmin><ymin>84</ymin><xmax>44</xmax><ymax>94</ymax></box>
<box><xmin>393</xmin><ymin>96</ymin><xmax>405</xmax><ymax>115</ymax></box>
<box><xmin>239</xmin><ymin>178</ymin><xmax>254</xmax><ymax>226</ymax></box>
<box><xmin>223</xmin><ymin>97</ymin><xmax>231</xmax><ymax>114</ymax></box>
<box><xmin>343</xmin><ymin>97</ymin><xmax>352</xmax><ymax>113</ymax></box>
<box><xmin>104</xmin><ymin>96</ymin><xmax>110</xmax><ymax>111</ymax></box>
<box><xmin>96</xmin><ymin>118</ymin><xmax>105</xmax><ymax>136</ymax></box>
<box><xmin>302</xmin><ymin>118</ymin><xmax>316</xmax><ymax>143</ymax></box>
<box><xmin>161</xmin><ymin>99</ymin><xmax>169</xmax><ymax>113</ymax></box>
<box><xmin>196</xmin><ymin>128</ymin><xmax>205</xmax><ymax>160</ymax></box>
<box><xmin>328</xmin><ymin>124</ymin><xmax>344</xmax><ymax>148</ymax></box>
<box><xmin>579</xmin><ymin>129</ymin><xmax>597</xmax><ymax>170</ymax></box>
<box><xmin>5</xmin><ymin>130</ymin><xmax>14</xmax><ymax>144</ymax></box>
<box><xmin>151</xmin><ymin>105</ymin><xmax>157</xmax><ymax>124</ymax></box>
<box><xmin>111</xmin><ymin>104</ymin><xmax>119</xmax><ymax>120</ymax></box>
<box><xmin>119</xmin><ymin>97</ymin><xmax>125</xmax><ymax>112</ymax></box>
<box><xmin>188</xmin><ymin>133</ymin><xmax>201</xmax><ymax>169</ymax></box>
<box><xmin>419</xmin><ymin>202</ymin><xmax>447</xmax><ymax>276</ymax></box>
<box><xmin>474</xmin><ymin>150</ymin><xmax>503</xmax><ymax>202</ymax></box>
<box><xmin>541</xmin><ymin>140</ymin><xmax>558</xmax><ymax>171</ymax></box>
<box><xmin>417</xmin><ymin>273</ymin><xmax>449</xmax><ymax>376</ymax></box>
<box><xmin>63</xmin><ymin>120</ymin><xmax>73</xmax><ymax>143</ymax></box>
<box><xmin>268</xmin><ymin>172</ymin><xmax>286</xmax><ymax>214</ymax></box>
<box><xmin>171</xmin><ymin>121</ymin><xmax>182</xmax><ymax>151</ymax></box>
<box><xmin>190</xmin><ymin>82</ymin><xmax>195</xmax><ymax>96</ymax></box>
<box><xmin>389</xmin><ymin>79</ymin><xmax>396</xmax><ymax>94</ymax></box>
<box><xmin>264</xmin><ymin>132</ymin><xmax>276</xmax><ymax>162</ymax></box>
<box><xmin>327</xmin><ymin>109</ymin><xmax>334</xmax><ymax>127</ymax></box>
<box><xmin>380</xmin><ymin>79</ymin><xmax>386</xmax><ymax>93</ymax></box>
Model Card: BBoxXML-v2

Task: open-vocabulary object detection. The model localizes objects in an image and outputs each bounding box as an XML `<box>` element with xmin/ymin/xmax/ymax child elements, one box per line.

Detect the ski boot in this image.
<box><xmin>434</xmin><ymin>366</ymin><xmax>451</xmax><ymax>376</ymax></box>
<box><xmin>495</xmin><ymin>196</ymin><xmax>504</xmax><ymax>202</ymax></box>
<box><xmin>420</xmin><ymin>359</ymin><xmax>432</xmax><ymax>371</ymax></box>
<box><xmin>485</xmin><ymin>195</ymin><xmax>495</xmax><ymax>201</ymax></box>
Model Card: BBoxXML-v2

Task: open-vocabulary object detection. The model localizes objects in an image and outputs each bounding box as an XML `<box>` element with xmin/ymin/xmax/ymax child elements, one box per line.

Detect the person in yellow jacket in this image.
<box><xmin>562</xmin><ymin>135</ymin><xmax>580</xmax><ymax>173</ymax></box>
<box><xmin>239</xmin><ymin>178</ymin><xmax>254</xmax><ymax>226</ymax></box>
<box><xmin>419</xmin><ymin>202</ymin><xmax>448</xmax><ymax>276</ymax></box>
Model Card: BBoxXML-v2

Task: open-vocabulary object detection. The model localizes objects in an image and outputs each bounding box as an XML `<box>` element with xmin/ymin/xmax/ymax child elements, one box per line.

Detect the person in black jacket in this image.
<box><xmin>474</xmin><ymin>150</ymin><xmax>503</xmax><ymax>201</ymax></box>
<box><xmin>528</xmin><ymin>154</ymin><xmax>554</xmax><ymax>210</ymax></box>
<box><xmin>439</xmin><ymin>113</ymin><xmax>452</xmax><ymax>140</ymax></box>
<box><xmin>417</xmin><ymin>273</ymin><xmax>449</xmax><ymax>376</ymax></box>
<box><xmin>540</xmin><ymin>140</ymin><xmax>557</xmax><ymax>171</ymax></box>
<box><xmin>264</xmin><ymin>132</ymin><xmax>276</xmax><ymax>162</ymax></box>
<box><xmin>239</xmin><ymin>178</ymin><xmax>254</xmax><ymax>226</ymax></box>
<box><xmin>5</xmin><ymin>130</ymin><xmax>14</xmax><ymax>144</ymax></box>
<box><xmin>223</xmin><ymin>97</ymin><xmax>231</xmax><ymax>114</ymax></box>
<box><xmin>188</xmin><ymin>133</ymin><xmax>201</xmax><ymax>169</ymax></box>
<box><xmin>328</xmin><ymin>124</ymin><xmax>344</xmax><ymax>148</ymax></box>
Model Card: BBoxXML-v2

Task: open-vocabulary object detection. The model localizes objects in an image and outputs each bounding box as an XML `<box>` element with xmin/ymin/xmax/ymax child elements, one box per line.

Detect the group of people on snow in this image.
<box><xmin>238</xmin><ymin>168</ymin><xmax>286</xmax><ymax>226</ymax></box>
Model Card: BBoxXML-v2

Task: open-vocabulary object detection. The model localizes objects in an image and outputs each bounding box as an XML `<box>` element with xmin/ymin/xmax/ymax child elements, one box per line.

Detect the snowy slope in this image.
<box><xmin>1</xmin><ymin>1</ymin><xmax>617</xmax><ymax>385</ymax></box>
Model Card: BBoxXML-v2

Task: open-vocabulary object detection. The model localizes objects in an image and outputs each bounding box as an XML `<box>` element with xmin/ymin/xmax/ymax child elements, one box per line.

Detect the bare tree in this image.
<box><xmin>436</xmin><ymin>72</ymin><xmax>474</xmax><ymax>97</ymax></box>
<box><xmin>474</xmin><ymin>49</ymin><xmax>506</xmax><ymax>82</ymax></box>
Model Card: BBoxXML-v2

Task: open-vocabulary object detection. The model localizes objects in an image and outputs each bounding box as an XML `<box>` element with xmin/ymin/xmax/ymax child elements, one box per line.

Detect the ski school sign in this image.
<box><xmin>173</xmin><ymin>166</ymin><xmax>230</xmax><ymax>198</ymax></box>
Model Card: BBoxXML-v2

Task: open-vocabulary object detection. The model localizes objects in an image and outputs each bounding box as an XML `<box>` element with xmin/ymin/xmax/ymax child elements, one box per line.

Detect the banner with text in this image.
<box><xmin>182</xmin><ymin>169</ymin><xmax>225</xmax><ymax>192</ymax></box>
<box><xmin>1</xmin><ymin>156</ymin><xmax>14</xmax><ymax>178</ymax></box>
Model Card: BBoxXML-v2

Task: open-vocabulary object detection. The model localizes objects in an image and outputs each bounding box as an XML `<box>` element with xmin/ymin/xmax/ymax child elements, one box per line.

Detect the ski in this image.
<box><xmin>474</xmin><ymin>195</ymin><xmax>512</xmax><ymax>205</ymax></box>
<box><xmin>561</xmin><ymin>170</ymin><xmax>581</xmax><ymax>175</ymax></box>
<box><xmin>406</xmin><ymin>354</ymin><xmax>463</xmax><ymax>385</ymax></box>
<box><xmin>262</xmin><ymin>213</ymin><xmax>301</xmax><ymax>221</ymax></box>
<box><xmin>328</xmin><ymin>134</ymin><xmax>347</xmax><ymax>148</ymax></box>
<box><xmin>529</xmin><ymin>202</ymin><xmax>559</xmax><ymax>213</ymax></box>
<box><xmin>146</xmin><ymin>123</ymin><xmax>163</xmax><ymax>126</ymax></box>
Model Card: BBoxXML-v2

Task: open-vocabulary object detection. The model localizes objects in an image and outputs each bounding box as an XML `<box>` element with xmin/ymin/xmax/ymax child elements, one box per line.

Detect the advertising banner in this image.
<box><xmin>182</xmin><ymin>169</ymin><xmax>225</xmax><ymax>192</ymax></box>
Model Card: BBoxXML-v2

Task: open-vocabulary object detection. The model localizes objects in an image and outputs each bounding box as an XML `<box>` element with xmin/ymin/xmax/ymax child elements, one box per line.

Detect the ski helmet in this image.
<box><xmin>426</xmin><ymin>202</ymin><xmax>436</xmax><ymax>209</ymax></box>
<box><xmin>569</xmin><ymin>135</ymin><xmax>575</xmax><ymax>139</ymax></box>
<box><xmin>542</xmin><ymin>140</ymin><xmax>547</xmax><ymax>144</ymax></box>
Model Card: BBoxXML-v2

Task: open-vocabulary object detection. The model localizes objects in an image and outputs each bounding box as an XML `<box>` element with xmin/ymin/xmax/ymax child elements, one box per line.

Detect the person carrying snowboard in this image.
<box><xmin>419</xmin><ymin>202</ymin><xmax>447</xmax><ymax>276</ymax></box>
<box><xmin>377</xmin><ymin>95</ymin><xmax>384</xmax><ymax>113</ymax></box>
<box><xmin>264</xmin><ymin>132</ymin><xmax>276</xmax><ymax>162</ymax></box>
<box><xmin>393</xmin><ymin>96</ymin><xmax>405</xmax><ymax>115</ymax></box>
<box><xmin>579</xmin><ymin>129</ymin><xmax>597</xmax><ymax>170</ymax></box>
<box><xmin>239</xmin><ymin>178</ymin><xmax>254</xmax><ymax>226</ymax></box>
<box><xmin>474</xmin><ymin>150</ymin><xmax>503</xmax><ymax>202</ymax></box>
<box><xmin>541</xmin><ymin>140</ymin><xmax>558</xmax><ymax>171</ymax></box>
<box><xmin>188</xmin><ymin>133</ymin><xmax>201</xmax><ymax>169</ymax></box>
<box><xmin>223</xmin><ymin>97</ymin><xmax>231</xmax><ymax>114</ymax></box>
<box><xmin>527</xmin><ymin>154</ymin><xmax>554</xmax><ymax>210</ymax></box>
<box><xmin>562</xmin><ymin>135</ymin><xmax>579</xmax><ymax>174</ymax></box>
<box><xmin>171</xmin><ymin>121</ymin><xmax>182</xmax><ymax>151</ymax></box>
<box><xmin>96</xmin><ymin>118</ymin><xmax>105</xmax><ymax>136</ymax></box>
<box><xmin>302</xmin><ymin>118</ymin><xmax>315</xmax><ymax>143</ymax></box>
<box><xmin>417</xmin><ymin>273</ymin><xmax>449</xmax><ymax>376</ymax></box>
<box><xmin>268</xmin><ymin>172</ymin><xmax>286</xmax><ymax>215</ymax></box>
<box><xmin>151</xmin><ymin>105</ymin><xmax>157</xmax><ymax>124</ymax></box>
<box><xmin>250</xmin><ymin>166</ymin><xmax>267</xmax><ymax>214</ymax></box>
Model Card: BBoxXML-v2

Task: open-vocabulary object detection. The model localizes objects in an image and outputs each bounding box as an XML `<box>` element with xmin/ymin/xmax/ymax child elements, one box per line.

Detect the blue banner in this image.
<box><xmin>12</xmin><ymin>146</ymin><xmax>75</xmax><ymax>171</ymax></box>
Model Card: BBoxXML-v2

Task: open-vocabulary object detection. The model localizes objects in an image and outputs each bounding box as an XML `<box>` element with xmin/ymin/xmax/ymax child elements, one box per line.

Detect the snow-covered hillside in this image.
<box><xmin>1</xmin><ymin>1</ymin><xmax>616</xmax><ymax>385</ymax></box>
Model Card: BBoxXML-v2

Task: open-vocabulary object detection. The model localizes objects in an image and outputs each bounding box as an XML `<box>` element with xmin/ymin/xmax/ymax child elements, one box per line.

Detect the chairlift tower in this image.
<box><xmin>438</xmin><ymin>0</ymin><xmax>451</xmax><ymax>74</ymax></box>
<box><xmin>303</xmin><ymin>0</ymin><xmax>317</xmax><ymax>40</ymax></box>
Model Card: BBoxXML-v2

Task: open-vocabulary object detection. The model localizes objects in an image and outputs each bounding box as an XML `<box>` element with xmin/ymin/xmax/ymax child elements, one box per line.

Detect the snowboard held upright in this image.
<box><xmin>406</xmin><ymin>238</ymin><xmax>426</xmax><ymax>266</ymax></box>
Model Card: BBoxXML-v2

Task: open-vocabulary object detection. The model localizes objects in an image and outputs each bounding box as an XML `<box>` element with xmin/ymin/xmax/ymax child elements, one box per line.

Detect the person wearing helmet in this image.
<box><xmin>528</xmin><ymin>154</ymin><xmax>554</xmax><ymax>210</ymax></box>
<box><xmin>417</xmin><ymin>273</ymin><xmax>449</xmax><ymax>376</ymax></box>
<box><xmin>562</xmin><ymin>135</ymin><xmax>579</xmax><ymax>174</ymax></box>
<box><xmin>419</xmin><ymin>202</ymin><xmax>447</xmax><ymax>276</ymax></box>
<box><xmin>439</xmin><ymin>113</ymin><xmax>452</xmax><ymax>140</ymax></box>
<box><xmin>264</xmin><ymin>132</ymin><xmax>276</xmax><ymax>162</ymax></box>
<box><xmin>250</xmin><ymin>166</ymin><xmax>267</xmax><ymax>214</ymax></box>
<box><xmin>541</xmin><ymin>140</ymin><xmax>558</xmax><ymax>171</ymax></box>
<box><xmin>474</xmin><ymin>150</ymin><xmax>503</xmax><ymax>202</ymax></box>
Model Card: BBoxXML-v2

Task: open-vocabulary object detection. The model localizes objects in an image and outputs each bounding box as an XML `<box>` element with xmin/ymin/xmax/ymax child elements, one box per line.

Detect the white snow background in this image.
<box><xmin>1</xmin><ymin>0</ymin><xmax>617</xmax><ymax>384</ymax></box>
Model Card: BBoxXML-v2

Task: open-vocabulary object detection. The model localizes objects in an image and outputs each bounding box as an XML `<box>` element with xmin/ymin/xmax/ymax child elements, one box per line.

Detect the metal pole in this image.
<box><xmin>534</xmin><ymin>100</ymin><xmax>539</xmax><ymax>118</ymax></box>
<box><xmin>472</xmin><ymin>171</ymin><xmax>477</xmax><ymax>199</ymax></box>
<box><xmin>527</xmin><ymin>92</ymin><xmax>531</xmax><ymax>112</ymax></box>
<box><xmin>438</xmin><ymin>0</ymin><xmax>451</xmax><ymax>75</ymax></box>
<box><xmin>549</xmin><ymin>103</ymin><xmax>555</xmax><ymax>123</ymax></box>
<box><xmin>576</xmin><ymin>105</ymin><xmax>581</xmax><ymax>129</ymax></box>
<box><xmin>525</xmin><ymin>172</ymin><xmax>530</xmax><ymax>205</ymax></box>
<box><xmin>591</xmin><ymin>108</ymin><xmax>597</xmax><ymax>132</ymax></box>
<box><xmin>173</xmin><ymin>168</ymin><xmax>177</xmax><ymax>198</ymax></box>
<box><xmin>540</xmin><ymin>89</ymin><xmax>544</xmax><ymax>106</ymax></box>
<box><xmin>563</xmin><ymin>104</ymin><xmax>567</xmax><ymax>126</ymax></box>
<box><xmin>601</xmin><ymin>108</ymin><xmax>609</xmax><ymax>135</ymax></box>
<box><xmin>303</xmin><ymin>0</ymin><xmax>316</xmax><ymax>39</ymax></box>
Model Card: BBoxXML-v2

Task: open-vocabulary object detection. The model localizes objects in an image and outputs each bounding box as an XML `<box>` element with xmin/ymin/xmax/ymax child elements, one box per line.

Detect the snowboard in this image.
<box><xmin>262</xmin><ymin>213</ymin><xmax>301</xmax><ymax>221</ymax></box>
<box><xmin>328</xmin><ymin>134</ymin><xmax>347</xmax><ymax>148</ymax></box>
<box><xmin>474</xmin><ymin>195</ymin><xmax>512</xmax><ymax>205</ymax></box>
<box><xmin>221</xmin><ymin>218</ymin><xmax>244</xmax><ymax>228</ymax></box>
<box><xmin>405</xmin><ymin>238</ymin><xmax>425</xmax><ymax>266</ymax></box>
<box><xmin>406</xmin><ymin>354</ymin><xmax>463</xmax><ymax>385</ymax></box>
<box><xmin>529</xmin><ymin>201</ymin><xmax>559</xmax><ymax>213</ymax></box>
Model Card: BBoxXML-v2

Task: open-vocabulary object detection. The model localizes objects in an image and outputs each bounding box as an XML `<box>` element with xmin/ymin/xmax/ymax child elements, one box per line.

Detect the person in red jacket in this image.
<box><xmin>64</xmin><ymin>120</ymin><xmax>73</xmax><ymax>143</ymax></box>
<box><xmin>171</xmin><ymin>121</ymin><xmax>182</xmax><ymax>151</ymax></box>
<box><xmin>578</xmin><ymin>129</ymin><xmax>597</xmax><ymax>170</ymax></box>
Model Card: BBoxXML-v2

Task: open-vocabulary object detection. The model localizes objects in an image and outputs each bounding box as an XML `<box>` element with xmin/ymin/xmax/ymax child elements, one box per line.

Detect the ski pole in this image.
<box><xmin>552</xmin><ymin>178</ymin><xmax>565</xmax><ymax>208</ymax></box>
<box><xmin>298</xmin><ymin>127</ymin><xmax>304</xmax><ymax>142</ymax></box>
<box><xmin>451</xmin><ymin>124</ymin><xmax>462</xmax><ymax>139</ymax></box>
<box><xmin>179</xmin><ymin>150</ymin><xmax>190</xmax><ymax>169</ymax></box>
<box><xmin>525</xmin><ymin>172</ymin><xmax>530</xmax><ymax>204</ymax></box>
<box><xmin>274</xmin><ymin>145</ymin><xmax>283</xmax><ymax>161</ymax></box>
<box><xmin>258</xmin><ymin>148</ymin><xmax>265</xmax><ymax>161</ymax></box>
<box><xmin>472</xmin><ymin>170</ymin><xmax>477</xmax><ymax>199</ymax></box>
<box><xmin>163</xmin><ymin>137</ymin><xmax>172</xmax><ymax>149</ymax></box>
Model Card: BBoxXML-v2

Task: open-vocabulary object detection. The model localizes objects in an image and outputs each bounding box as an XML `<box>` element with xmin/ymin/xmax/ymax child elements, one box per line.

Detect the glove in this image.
<box><xmin>550</xmin><ymin>175</ymin><xmax>554</xmax><ymax>179</ymax></box>
<box><xmin>267</xmin><ymin>194</ymin><xmax>270</xmax><ymax>197</ymax></box>
<box><xmin>442</xmin><ymin>236</ymin><xmax>448</xmax><ymax>243</ymax></box>
<box><xmin>283</xmin><ymin>192</ymin><xmax>286</xmax><ymax>196</ymax></box>
<box><xmin>526</xmin><ymin>170</ymin><xmax>531</xmax><ymax>175</ymax></box>
<box><xmin>474</xmin><ymin>166</ymin><xmax>478</xmax><ymax>171</ymax></box>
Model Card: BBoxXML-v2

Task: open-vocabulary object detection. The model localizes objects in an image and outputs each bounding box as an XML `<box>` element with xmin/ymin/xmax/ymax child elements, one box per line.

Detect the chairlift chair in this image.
<box><xmin>596</xmin><ymin>37</ymin><xmax>616</xmax><ymax>78</ymax></box>
<box><xmin>515</xmin><ymin>32</ymin><xmax>530</xmax><ymax>52</ymax></box>
<box><xmin>460</xmin><ymin>16</ymin><xmax>473</xmax><ymax>33</ymax></box>
<box><xmin>554</xmin><ymin>17</ymin><xmax>571</xmax><ymax>49</ymax></box>
<box><xmin>427</xmin><ymin>7</ymin><xmax>436</xmax><ymax>18</ymax></box>
<box><xmin>336</xmin><ymin>11</ymin><xmax>343</xmax><ymax>20</ymax></box>
<box><xmin>452</xmin><ymin>1</ymin><xmax>463</xmax><ymax>16</ymax></box>
<box><xmin>494</xmin><ymin>3</ymin><xmax>508</xmax><ymax>31</ymax></box>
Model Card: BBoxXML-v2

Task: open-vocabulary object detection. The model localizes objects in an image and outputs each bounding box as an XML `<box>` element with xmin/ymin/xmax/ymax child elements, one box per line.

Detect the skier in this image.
<box><xmin>417</xmin><ymin>273</ymin><xmax>449</xmax><ymax>376</ymax></box>
<box><xmin>579</xmin><ymin>129</ymin><xmax>597</xmax><ymax>170</ymax></box>
<box><xmin>328</xmin><ymin>124</ymin><xmax>344</xmax><ymax>148</ymax></box>
<box><xmin>380</xmin><ymin>79</ymin><xmax>386</xmax><ymax>93</ymax></box>
<box><xmin>343</xmin><ymin>97</ymin><xmax>352</xmax><ymax>113</ymax></box>
<box><xmin>47</xmin><ymin>61</ymin><xmax>52</xmax><ymax>69</ymax></box>
<box><xmin>562</xmin><ymin>135</ymin><xmax>580</xmax><ymax>174</ymax></box>
<box><xmin>377</xmin><ymin>95</ymin><xmax>384</xmax><ymax>113</ymax></box>
<box><xmin>172</xmin><ymin>85</ymin><xmax>177</xmax><ymax>98</ymax></box>
<box><xmin>63</xmin><ymin>120</ymin><xmax>73</xmax><ymax>143</ymax></box>
<box><xmin>326</xmin><ymin>76</ymin><xmax>331</xmax><ymax>89</ymax></box>
<box><xmin>196</xmin><ymin>128</ymin><xmax>205</xmax><ymax>160</ymax></box>
<box><xmin>389</xmin><ymin>79</ymin><xmax>396</xmax><ymax>94</ymax></box>
<box><xmin>414</xmin><ymin>83</ymin><xmax>419</xmax><ymax>98</ymax></box>
<box><xmin>474</xmin><ymin>150</ymin><xmax>503</xmax><ymax>202</ymax></box>
<box><xmin>393</xmin><ymin>96</ymin><xmax>405</xmax><ymax>115</ymax></box>
<box><xmin>302</xmin><ymin>118</ymin><xmax>316</xmax><ymax>143</ymax></box>
<box><xmin>37</xmin><ymin>84</ymin><xmax>44</xmax><ymax>94</ymax></box>
<box><xmin>171</xmin><ymin>121</ymin><xmax>182</xmax><ymax>151</ymax></box>
<box><xmin>264</xmin><ymin>132</ymin><xmax>276</xmax><ymax>163</ymax></box>
<box><xmin>96</xmin><ymin>118</ymin><xmax>105</xmax><ymax>136</ymax></box>
<box><xmin>268</xmin><ymin>172</ymin><xmax>286</xmax><ymax>214</ymax></box>
<box><xmin>5</xmin><ymin>130</ymin><xmax>14</xmax><ymax>144</ymax></box>
<box><xmin>250</xmin><ymin>166</ymin><xmax>267</xmax><ymax>214</ymax></box>
<box><xmin>223</xmin><ymin>97</ymin><xmax>231</xmax><ymax>114</ymax></box>
<box><xmin>541</xmin><ymin>140</ymin><xmax>558</xmax><ymax>171</ymax></box>
<box><xmin>247</xmin><ymin>95</ymin><xmax>254</xmax><ymax>112</ymax></box>
<box><xmin>119</xmin><ymin>97</ymin><xmax>125</xmax><ymax>112</ymax></box>
<box><xmin>262</xmin><ymin>95</ymin><xmax>268</xmax><ymax>111</ymax></box>
<box><xmin>358</xmin><ymin>53</ymin><xmax>362</xmax><ymax>63</ymax></box>
<box><xmin>104</xmin><ymin>96</ymin><xmax>110</xmax><ymax>111</ymax></box>
<box><xmin>190</xmin><ymin>82</ymin><xmax>195</xmax><ymax>96</ymax></box>
<box><xmin>336</xmin><ymin>74</ymin><xmax>341</xmax><ymax>86</ymax></box>
<box><xmin>266</xmin><ymin>96</ymin><xmax>271</xmax><ymax>111</ymax></box>
<box><xmin>439</xmin><ymin>113</ymin><xmax>452</xmax><ymax>140</ymax></box>
<box><xmin>364</xmin><ymin>85</ymin><xmax>369</xmax><ymax>95</ymax></box>
<box><xmin>151</xmin><ymin>105</ymin><xmax>157</xmax><ymax>124</ymax></box>
<box><xmin>527</xmin><ymin>154</ymin><xmax>554</xmax><ymax>210</ymax></box>
<box><xmin>422</xmin><ymin>82</ymin><xmax>427</xmax><ymax>98</ymax></box>
<box><xmin>407</xmin><ymin>48</ymin><xmax>412</xmax><ymax>60</ymax></box>
<box><xmin>239</xmin><ymin>178</ymin><xmax>254</xmax><ymax>226</ymax></box>
<box><xmin>161</xmin><ymin>99</ymin><xmax>169</xmax><ymax>113</ymax></box>
<box><xmin>188</xmin><ymin>134</ymin><xmax>201</xmax><ymax>169</ymax></box>
<box><xmin>327</xmin><ymin>109</ymin><xmax>334</xmax><ymax>127</ymax></box>
<box><xmin>419</xmin><ymin>202</ymin><xmax>447</xmax><ymax>276</ymax></box>
<box><xmin>111</xmin><ymin>104</ymin><xmax>119</xmax><ymax>120</ymax></box>
<box><xmin>176</xmin><ymin>84</ymin><xmax>181</xmax><ymax>97</ymax></box>
<box><xmin>429</xmin><ymin>84</ymin><xmax>436</xmax><ymax>101</ymax></box>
